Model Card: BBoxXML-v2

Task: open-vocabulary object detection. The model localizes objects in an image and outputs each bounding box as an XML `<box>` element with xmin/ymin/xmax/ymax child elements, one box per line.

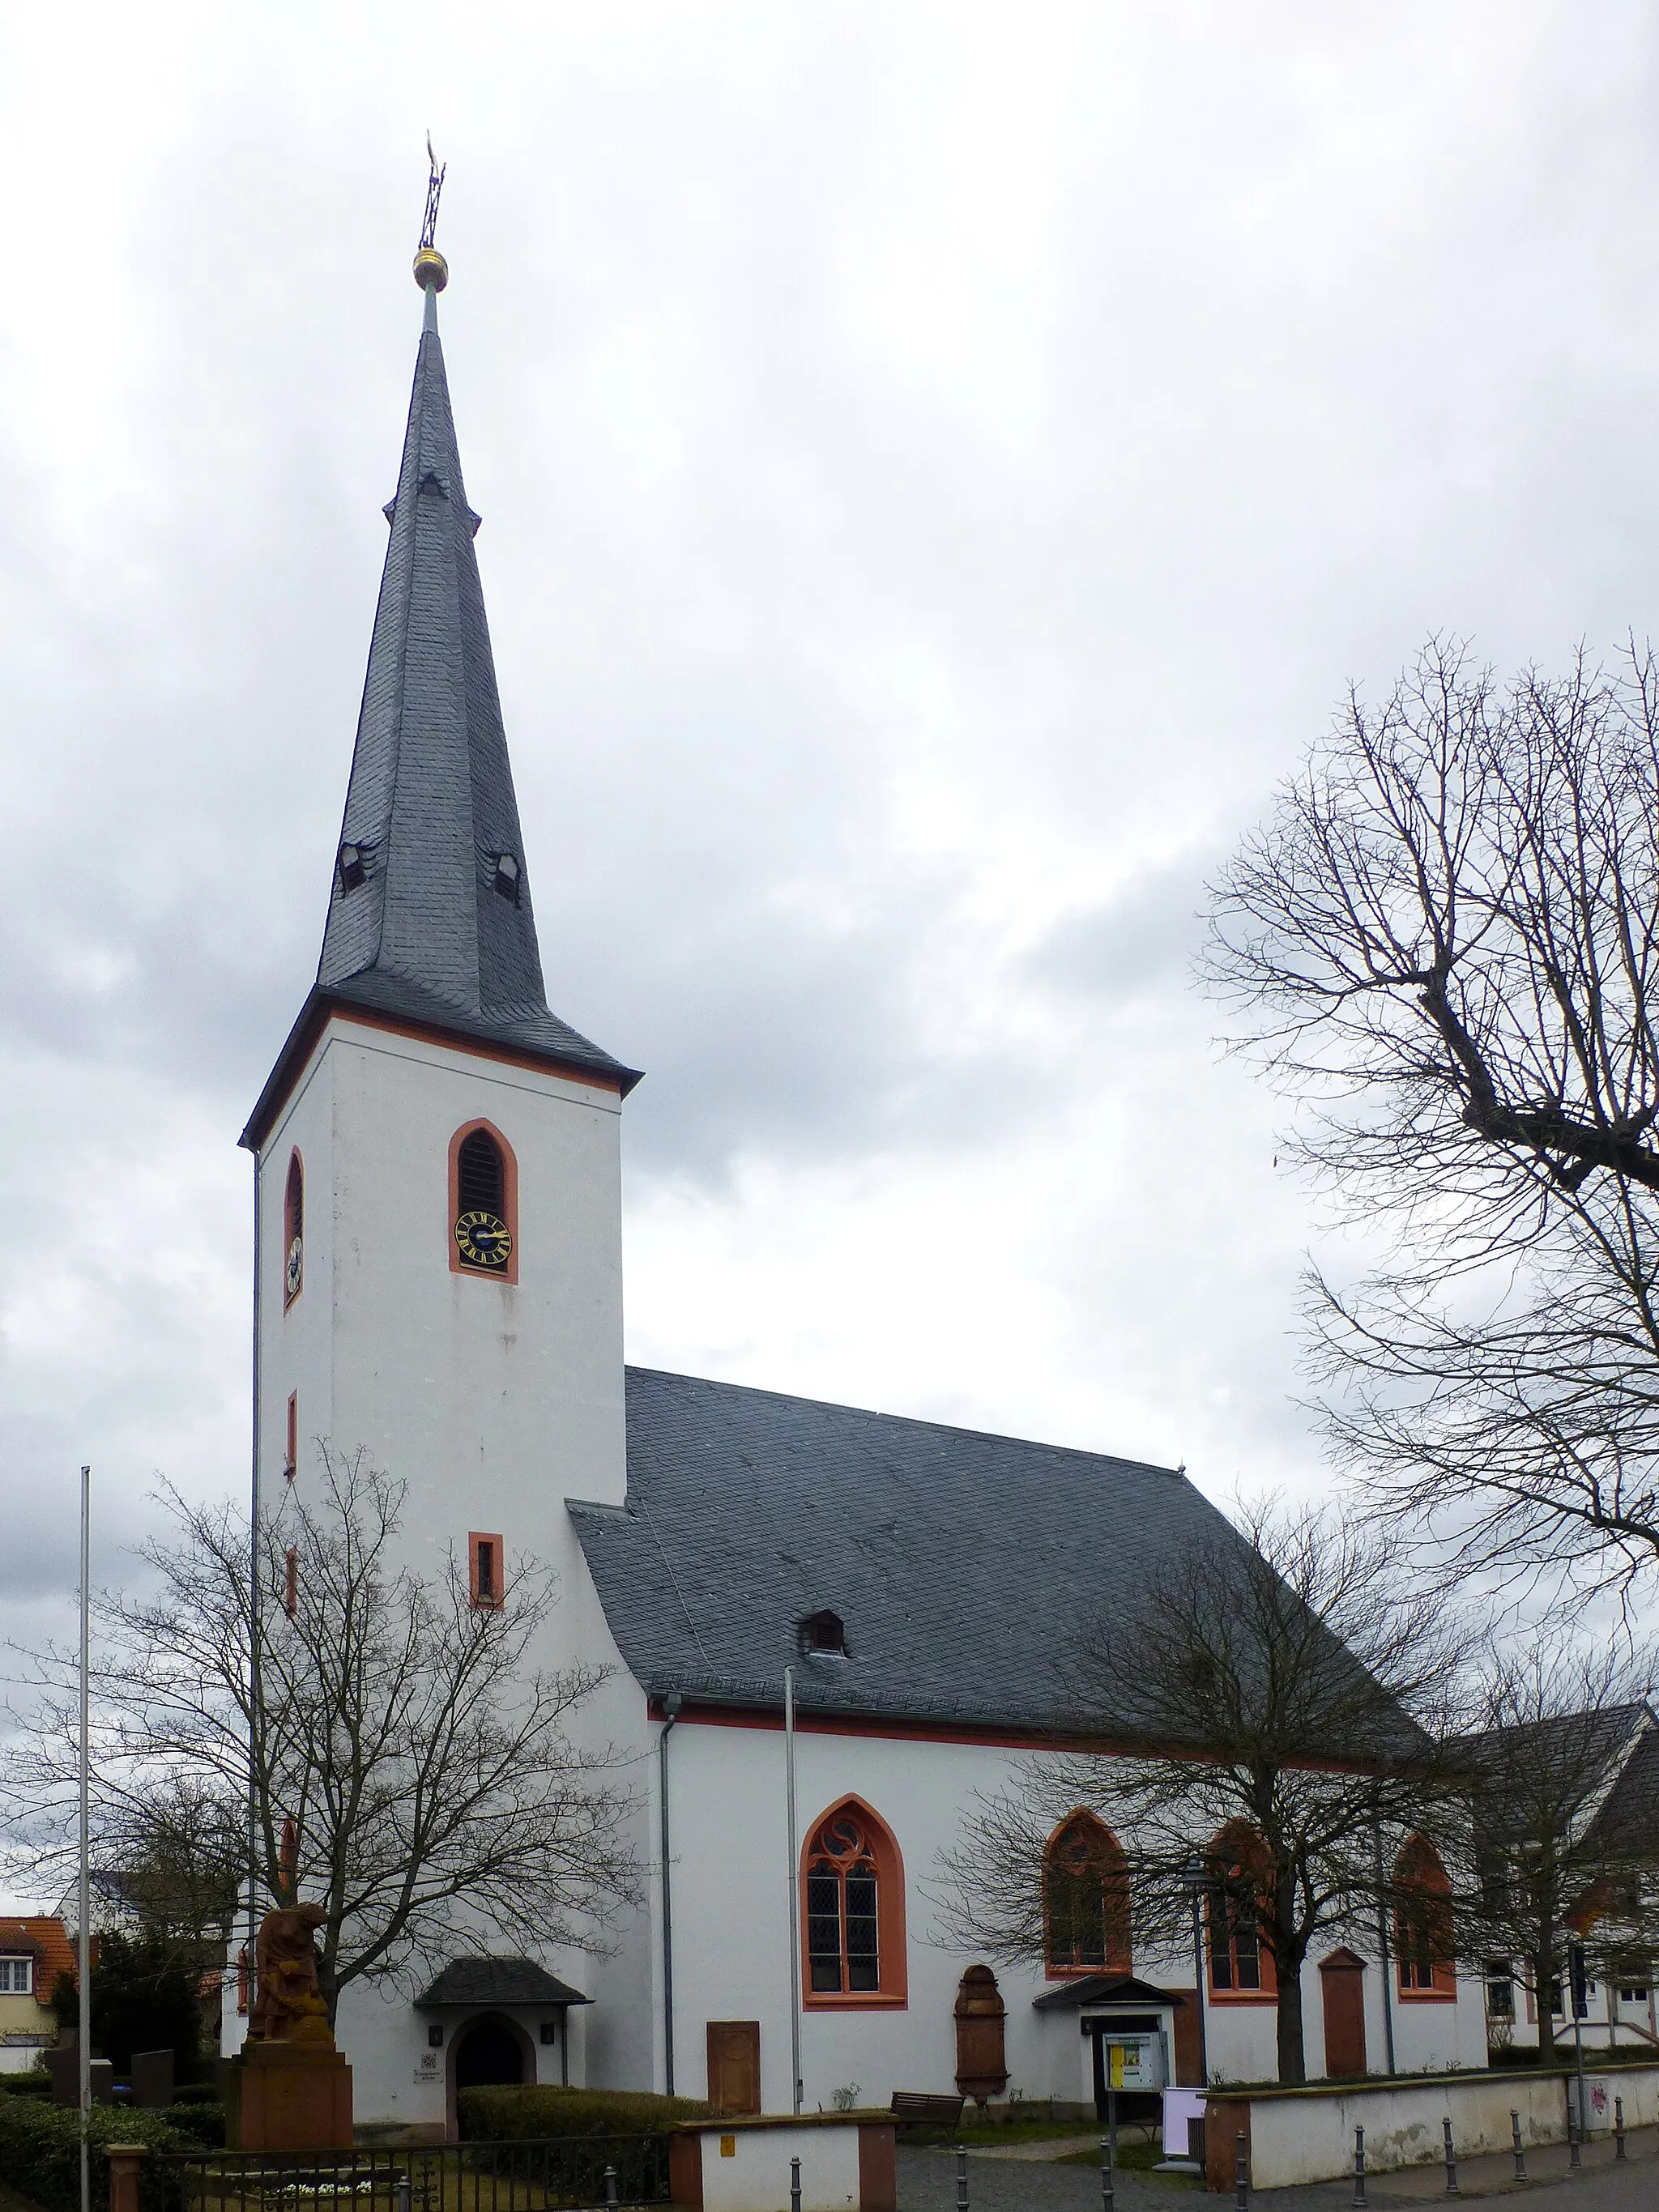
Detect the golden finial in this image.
<box><xmin>414</xmin><ymin>132</ymin><xmax>448</xmax><ymax>292</ymax></box>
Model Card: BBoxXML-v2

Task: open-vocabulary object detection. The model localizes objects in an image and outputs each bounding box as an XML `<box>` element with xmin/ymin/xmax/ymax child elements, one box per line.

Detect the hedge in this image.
<box><xmin>458</xmin><ymin>2086</ymin><xmax>714</xmax><ymax>2140</ymax></box>
<box><xmin>0</xmin><ymin>2067</ymin><xmax>53</xmax><ymax>2095</ymax></box>
<box><xmin>0</xmin><ymin>2099</ymin><xmax>193</xmax><ymax>2212</ymax></box>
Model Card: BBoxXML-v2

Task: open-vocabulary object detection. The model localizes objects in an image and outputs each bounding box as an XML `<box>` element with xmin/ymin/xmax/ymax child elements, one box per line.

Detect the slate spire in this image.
<box><xmin>309</xmin><ymin>256</ymin><xmax>632</xmax><ymax>1085</ymax></box>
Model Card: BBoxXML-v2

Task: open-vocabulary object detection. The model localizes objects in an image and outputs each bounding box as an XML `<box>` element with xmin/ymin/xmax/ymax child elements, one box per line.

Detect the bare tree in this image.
<box><xmin>1203</xmin><ymin>638</ymin><xmax>1659</xmax><ymax>1597</ymax></box>
<box><xmin>1452</xmin><ymin>1637</ymin><xmax>1659</xmax><ymax>2059</ymax></box>
<box><xmin>940</xmin><ymin>1503</ymin><xmax>1475</xmax><ymax>2085</ymax></box>
<box><xmin>10</xmin><ymin>1451</ymin><xmax>639</xmax><ymax>2018</ymax></box>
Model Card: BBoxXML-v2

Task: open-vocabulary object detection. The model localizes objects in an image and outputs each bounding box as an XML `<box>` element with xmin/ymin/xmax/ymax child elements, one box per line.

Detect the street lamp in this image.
<box><xmin>1181</xmin><ymin>1856</ymin><xmax>1209</xmax><ymax>2087</ymax></box>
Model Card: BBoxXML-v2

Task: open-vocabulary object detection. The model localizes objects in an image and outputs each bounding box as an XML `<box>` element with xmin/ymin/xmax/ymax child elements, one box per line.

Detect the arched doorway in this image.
<box><xmin>454</xmin><ymin>2014</ymin><xmax>529</xmax><ymax>2088</ymax></box>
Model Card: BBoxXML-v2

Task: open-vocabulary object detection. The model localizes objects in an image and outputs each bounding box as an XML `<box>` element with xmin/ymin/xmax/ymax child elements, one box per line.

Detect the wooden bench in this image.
<box><xmin>889</xmin><ymin>2091</ymin><xmax>966</xmax><ymax>2132</ymax></box>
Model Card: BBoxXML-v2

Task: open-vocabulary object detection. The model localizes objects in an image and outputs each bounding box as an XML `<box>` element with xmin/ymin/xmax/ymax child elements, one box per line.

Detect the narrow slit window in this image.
<box><xmin>470</xmin><ymin>1531</ymin><xmax>505</xmax><ymax>1609</ymax></box>
<box><xmin>284</xmin><ymin>1393</ymin><xmax>297</xmax><ymax>1480</ymax></box>
<box><xmin>284</xmin><ymin>1548</ymin><xmax>298</xmax><ymax>1619</ymax></box>
<box><xmin>284</xmin><ymin>1153</ymin><xmax>304</xmax><ymax>1306</ymax></box>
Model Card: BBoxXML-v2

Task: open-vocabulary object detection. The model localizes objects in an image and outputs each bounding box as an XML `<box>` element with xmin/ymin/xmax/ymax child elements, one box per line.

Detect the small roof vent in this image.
<box><xmin>338</xmin><ymin>841</ymin><xmax>371</xmax><ymax>891</ymax></box>
<box><xmin>491</xmin><ymin>852</ymin><xmax>521</xmax><ymax>905</ymax></box>
<box><xmin>799</xmin><ymin>1609</ymin><xmax>847</xmax><ymax>1658</ymax></box>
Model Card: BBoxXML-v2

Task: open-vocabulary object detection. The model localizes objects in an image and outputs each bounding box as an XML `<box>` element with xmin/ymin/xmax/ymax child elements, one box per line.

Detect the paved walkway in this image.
<box><xmin>898</xmin><ymin>2125</ymin><xmax>1659</xmax><ymax>2212</ymax></box>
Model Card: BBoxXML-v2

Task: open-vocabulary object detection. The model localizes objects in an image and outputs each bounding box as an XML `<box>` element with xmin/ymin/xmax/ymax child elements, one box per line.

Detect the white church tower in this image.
<box><xmin>241</xmin><ymin>242</ymin><xmax>639</xmax><ymax>1562</ymax></box>
<box><xmin>237</xmin><ymin>241</ymin><xmax>648</xmax><ymax>2115</ymax></box>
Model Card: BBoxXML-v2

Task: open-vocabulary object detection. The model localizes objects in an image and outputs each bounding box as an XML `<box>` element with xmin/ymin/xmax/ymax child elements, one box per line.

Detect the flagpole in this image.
<box><xmin>78</xmin><ymin>1464</ymin><xmax>91</xmax><ymax>2212</ymax></box>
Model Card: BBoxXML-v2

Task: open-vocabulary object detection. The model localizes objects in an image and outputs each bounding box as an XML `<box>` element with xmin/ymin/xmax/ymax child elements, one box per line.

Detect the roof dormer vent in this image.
<box><xmin>491</xmin><ymin>852</ymin><xmax>521</xmax><ymax>905</ymax></box>
<box><xmin>800</xmin><ymin>1609</ymin><xmax>847</xmax><ymax>1658</ymax></box>
<box><xmin>338</xmin><ymin>842</ymin><xmax>369</xmax><ymax>891</ymax></box>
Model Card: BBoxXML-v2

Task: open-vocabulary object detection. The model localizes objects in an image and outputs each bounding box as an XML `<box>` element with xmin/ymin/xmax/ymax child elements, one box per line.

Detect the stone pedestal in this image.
<box><xmin>227</xmin><ymin>2036</ymin><xmax>353</xmax><ymax>2150</ymax></box>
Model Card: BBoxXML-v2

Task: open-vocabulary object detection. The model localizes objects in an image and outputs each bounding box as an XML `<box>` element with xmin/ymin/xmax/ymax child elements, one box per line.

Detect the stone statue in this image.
<box><xmin>249</xmin><ymin>1902</ymin><xmax>333</xmax><ymax>2045</ymax></box>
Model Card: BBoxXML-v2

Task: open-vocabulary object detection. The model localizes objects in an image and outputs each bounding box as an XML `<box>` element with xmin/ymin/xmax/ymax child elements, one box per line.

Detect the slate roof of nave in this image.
<box><xmin>568</xmin><ymin>1366</ymin><xmax>1331</xmax><ymax>1737</ymax></box>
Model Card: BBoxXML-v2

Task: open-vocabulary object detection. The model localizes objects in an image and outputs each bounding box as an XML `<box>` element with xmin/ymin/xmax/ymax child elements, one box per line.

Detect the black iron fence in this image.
<box><xmin>148</xmin><ymin>2138</ymin><xmax>672</xmax><ymax>2212</ymax></box>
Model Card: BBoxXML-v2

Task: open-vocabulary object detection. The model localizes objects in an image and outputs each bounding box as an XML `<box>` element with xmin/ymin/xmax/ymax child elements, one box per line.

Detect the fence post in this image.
<box><xmin>104</xmin><ymin>2146</ymin><xmax>148</xmax><ymax>2212</ymax></box>
<box><xmin>1101</xmin><ymin>2132</ymin><xmax>1115</xmax><ymax>2212</ymax></box>
<box><xmin>955</xmin><ymin>2141</ymin><xmax>970</xmax><ymax>2210</ymax></box>
<box><xmin>396</xmin><ymin>2173</ymin><xmax>412</xmax><ymax>2212</ymax></box>
<box><xmin>1442</xmin><ymin>2117</ymin><xmax>1459</xmax><ymax>2197</ymax></box>
<box><xmin>1235</xmin><ymin>2129</ymin><xmax>1250</xmax><ymax>2212</ymax></box>
<box><xmin>603</xmin><ymin>2162</ymin><xmax>620</xmax><ymax>2209</ymax></box>
<box><xmin>791</xmin><ymin>2152</ymin><xmax>803</xmax><ymax>2212</ymax></box>
<box><xmin>1615</xmin><ymin>2095</ymin><xmax>1627</xmax><ymax>2161</ymax></box>
<box><xmin>1353</xmin><ymin>2124</ymin><xmax>1367</xmax><ymax>2210</ymax></box>
<box><xmin>1511</xmin><ymin>2111</ymin><xmax>1527</xmax><ymax>2183</ymax></box>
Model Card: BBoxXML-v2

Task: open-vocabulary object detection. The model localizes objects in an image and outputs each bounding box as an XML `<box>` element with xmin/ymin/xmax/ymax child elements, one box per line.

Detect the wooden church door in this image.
<box><xmin>706</xmin><ymin>2020</ymin><xmax>761</xmax><ymax>2114</ymax></box>
<box><xmin>1319</xmin><ymin>1949</ymin><xmax>1367</xmax><ymax>2078</ymax></box>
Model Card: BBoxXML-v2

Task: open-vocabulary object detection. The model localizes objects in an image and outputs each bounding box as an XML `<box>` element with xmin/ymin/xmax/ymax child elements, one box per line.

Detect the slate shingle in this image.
<box><xmin>568</xmin><ymin>1367</ymin><xmax>1273</xmax><ymax>1735</ymax></box>
<box><xmin>245</xmin><ymin>286</ymin><xmax>636</xmax><ymax>1148</ymax></box>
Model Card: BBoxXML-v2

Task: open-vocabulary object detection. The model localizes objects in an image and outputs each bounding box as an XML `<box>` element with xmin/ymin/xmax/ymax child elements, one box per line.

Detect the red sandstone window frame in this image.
<box><xmin>469</xmin><ymin>1532</ymin><xmax>505</xmax><ymax>1610</ymax></box>
<box><xmin>1043</xmin><ymin>1809</ymin><xmax>1132</xmax><ymax>1979</ymax></box>
<box><xmin>283</xmin><ymin>1150</ymin><xmax>305</xmax><ymax>1310</ymax></box>
<box><xmin>448</xmin><ymin>1120</ymin><xmax>519</xmax><ymax>1285</ymax></box>
<box><xmin>1205</xmin><ymin>1821</ymin><xmax>1278</xmax><ymax>2005</ymax></box>
<box><xmin>800</xmin><ymin>1795</ymin><xmax>908</xmax><ymax>2011</ymax></box>
<box><xmin>1394</xmin><ymin>1834</ymin><xmax>1457</xmax><ymax>2001</ymax></box>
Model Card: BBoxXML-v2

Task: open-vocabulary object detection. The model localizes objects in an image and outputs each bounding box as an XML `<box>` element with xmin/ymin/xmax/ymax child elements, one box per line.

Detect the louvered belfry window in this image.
<box><xmin>457</xmin><ymin>1129</ymin><xmax>505</xmax><ymax>1217</ymax></box>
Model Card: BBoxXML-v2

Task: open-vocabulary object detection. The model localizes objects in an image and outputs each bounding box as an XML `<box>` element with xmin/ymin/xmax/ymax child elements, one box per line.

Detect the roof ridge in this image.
<box><xmin>623</xmin><ymin>1363</ymin><xmax>1184</xmax><ymax>1477</ymax></box>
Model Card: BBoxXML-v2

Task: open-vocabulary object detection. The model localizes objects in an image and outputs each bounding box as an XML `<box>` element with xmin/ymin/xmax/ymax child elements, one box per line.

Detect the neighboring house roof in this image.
<box><xmin>0</xmin><ymin>1918</ymin><xmax>75</xmax><ymax>1997</ymax></box>
<box><xmin>1584</xmin><ymin>1718</ymin><xmax>1659</xmax><ymax>1857</ymax></box>
<box><xmin>243</xmin><ymin>281</ymin><xmax>636</xmax><ymax>1148</ymax></box>
<box><xmin>415</xmin><ymin>1957</ymin><xmax>592</xmax><ymax>2008</ymax></box>
<box><xmin>569</xmin><ymin>1367</ymin><xmax>1397</xmax><ymax>1742</ymax></box>
<box><xmin>1461</xmin><ymin>1704</ymin><xmax>1653</xmax><ymax>1850</ymax></box>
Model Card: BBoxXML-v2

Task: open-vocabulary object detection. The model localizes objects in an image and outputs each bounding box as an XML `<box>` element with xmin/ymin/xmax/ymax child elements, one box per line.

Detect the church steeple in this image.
<box><xmin>245</xmin><ymin>237</ymin><xmax>635</xmax><ymax>1146</ymax></box>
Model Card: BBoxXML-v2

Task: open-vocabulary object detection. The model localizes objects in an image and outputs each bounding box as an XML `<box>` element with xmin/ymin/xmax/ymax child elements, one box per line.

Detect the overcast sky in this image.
<box><xmin>5</xmin><ymin>2</ymin><xmax>1659</xmax><ymax>1677</ymax></box>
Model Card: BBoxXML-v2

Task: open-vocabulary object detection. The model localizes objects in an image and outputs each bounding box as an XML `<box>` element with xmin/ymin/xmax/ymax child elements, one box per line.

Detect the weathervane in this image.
<box><xmin>414</xmin><ymin>134</ymin><xmax>449</xmax><ymax>294</ymax></box>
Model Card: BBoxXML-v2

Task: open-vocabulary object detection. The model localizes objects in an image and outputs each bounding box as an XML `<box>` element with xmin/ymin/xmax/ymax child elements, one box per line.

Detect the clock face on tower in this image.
<box><xmin>454</xmin><ymin>1211</ymin><xmax>512</xmax><ymax>1270</ymax></box>
<box><xmin>285</xmin><ymin>1237</ymin><xmax>303</xmax><ymax>1300</ymax></box>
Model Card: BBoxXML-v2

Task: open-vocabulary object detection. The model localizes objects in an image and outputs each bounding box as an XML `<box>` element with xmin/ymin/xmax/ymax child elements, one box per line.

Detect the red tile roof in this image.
<box><xmin>0</xmin><ymin>1917</ymin><xmax>75</xmax><ymax>2004</ymax></box>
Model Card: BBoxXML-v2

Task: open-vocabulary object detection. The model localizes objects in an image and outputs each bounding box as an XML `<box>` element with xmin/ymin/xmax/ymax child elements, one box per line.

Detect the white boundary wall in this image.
<box><xmin>1212</xmin><ymin>2066</ymin><xmax>1659</xmax><ymax>2188</ymax></box>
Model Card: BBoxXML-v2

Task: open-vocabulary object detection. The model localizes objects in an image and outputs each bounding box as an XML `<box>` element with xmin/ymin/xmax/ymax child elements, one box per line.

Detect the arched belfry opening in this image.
<box><xmin>450</xmin><ymin>1123</ymin><xmax>518</xmax><ymax>1281</ymax></box>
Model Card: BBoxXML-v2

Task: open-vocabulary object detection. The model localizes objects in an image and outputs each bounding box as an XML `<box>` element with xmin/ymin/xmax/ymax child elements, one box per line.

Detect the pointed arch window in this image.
<box><xmin>801</xmin><ymin>1797</ymin><xmax>907</xmax><ymax>2010</ymax></box>
<box><xmin>1394</xmin><ymin>1834</ymin><xmax>1456</xmax><ymax>2000</ymax></box>
<box><xmin>283</xmin><ymin>1152</ymin><xmax>304</xmax><ymax>1308</ymax></box>
<box><xmin>448</xmin><ymin>1121</ymin><xmax>518</xmax><ymax>1283</ymax></box>
<box><xmin>1043</xmin><ymin>1811</ymin><xmax>1131</xmax><ymax>1976</ymax></box>
<box><xmin>1206</xmin><ymin>1821</ymin><xmax>1277</xmax><ymax>2002</ymax></box>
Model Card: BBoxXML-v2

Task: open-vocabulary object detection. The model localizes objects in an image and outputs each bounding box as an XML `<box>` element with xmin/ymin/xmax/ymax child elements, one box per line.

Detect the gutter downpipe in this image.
<box><xmin>785</xmin><ymin>1665</ymin><xmax>802</xmax><ymax>2115</ymax></box>
<box><xmin>659</xmin><ymin>1692</ymin><xmax>682</xmax><ymax>2094</ymax></box>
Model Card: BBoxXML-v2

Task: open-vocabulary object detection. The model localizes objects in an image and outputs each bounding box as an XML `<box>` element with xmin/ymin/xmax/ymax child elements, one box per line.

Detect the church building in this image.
<box><xmin>228</xmin><ymin>240</ymin><xmax>1489</xmax><ymax>2137</ymax></box>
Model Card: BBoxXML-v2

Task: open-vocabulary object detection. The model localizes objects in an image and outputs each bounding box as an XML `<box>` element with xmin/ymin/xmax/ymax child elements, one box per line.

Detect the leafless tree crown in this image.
<box><xmin>1204</xmin><ymin>639</ymin><xmax>1659</xmax><ymax>1594</ymax></box>
<box><xmin>7</xmin><ymin>1452</ymin><xmax>640</xmax><ymax>2013</ymax></box>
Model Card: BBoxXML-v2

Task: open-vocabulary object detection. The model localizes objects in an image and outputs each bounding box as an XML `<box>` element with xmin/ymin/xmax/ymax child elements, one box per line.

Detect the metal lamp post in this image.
<box><xmin>1182</xmin><ymin>1856</ymin><xmax>1209</xmax><ymax>2086</ymax></box>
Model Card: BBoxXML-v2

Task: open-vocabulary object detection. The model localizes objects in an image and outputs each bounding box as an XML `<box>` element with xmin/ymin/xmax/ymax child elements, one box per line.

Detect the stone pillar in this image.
<box><xmin>105</xmin><ymin>2145</ymin><xmax>148</xmax><ymax>2212</ymax></box>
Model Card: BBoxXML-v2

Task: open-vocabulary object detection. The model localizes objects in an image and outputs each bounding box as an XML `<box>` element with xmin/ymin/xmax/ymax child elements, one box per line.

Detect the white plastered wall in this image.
<box><xmin>247</xmin><ymin>1015</ymin><xmax>656</xmax><ymax>2125</ymax></box>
